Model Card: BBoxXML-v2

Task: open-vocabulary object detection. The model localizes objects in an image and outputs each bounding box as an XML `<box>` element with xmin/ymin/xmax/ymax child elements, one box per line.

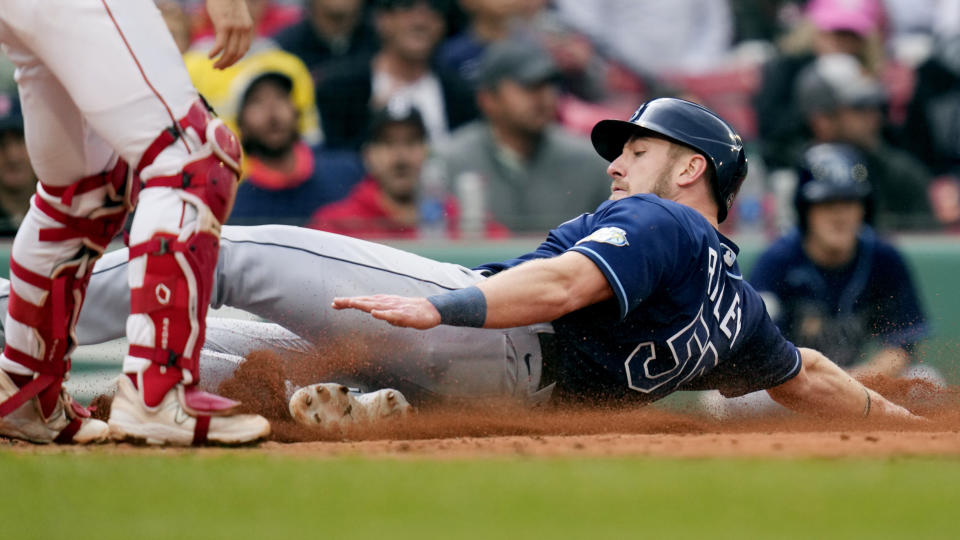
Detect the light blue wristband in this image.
<box><xmin>427</xmin><ymin>286</ymin><xmax>487</xmax><ymax>327</ymax></box>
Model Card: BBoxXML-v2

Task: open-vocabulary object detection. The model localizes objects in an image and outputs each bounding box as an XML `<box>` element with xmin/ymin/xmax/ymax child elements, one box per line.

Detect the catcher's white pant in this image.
<box><xmin>14</xmin><ymin>225</ymin><xmax>554</xmax><ymax>403</ymax></box>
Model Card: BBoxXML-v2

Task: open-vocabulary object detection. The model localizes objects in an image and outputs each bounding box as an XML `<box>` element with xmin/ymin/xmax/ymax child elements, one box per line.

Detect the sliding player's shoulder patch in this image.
<box><xmin>576</xmin><ymin>227</ymin><xmax>629</xmax><ymax>247</ymax></box>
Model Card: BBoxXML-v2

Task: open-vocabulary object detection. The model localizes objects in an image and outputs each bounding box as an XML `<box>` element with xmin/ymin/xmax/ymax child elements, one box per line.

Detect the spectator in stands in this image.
<box><xmin>754</xmin><ymin>0</ymin><xmax>884</xmax><ymax>170</ymax></box>
<box><xmin>436</xmin><ymin>0</ymin><xmax>532</xmax><ymax>82</ymax></box>
<box><xmin>309</xmin><ymin>101</ymin><xmax>507</xmax><ymax>239</ymax></box>
<box><xmin>901</xmin><ymin>34</ymin><xmax>960</xmax><ymax>178</ymax></box>
<box><xmin>751</xmin><ymin>143</ymin><xmax>934</xmax><ymax>381</ymax></box>
<box><xmin>231</xmin><ymin>71</ymin><xmax>363</xmax><ymax>225</ymax></box>
<box><xmin>431</xmin><ymin>37</ymin><xmax>610</xmax><ymax>234</ymax></box>
<box><xmin>0</xmin><ymin>93</ymin><xmax>32</xmax><ymax>235</ymax></box>
<box><xmin>795</xmin><ymin>53</ymin><xmax>933</xmax><ymax>230</ymax></box>
<box><xmin>437</xmin><ymin>0</ymin><xmax>609</xmax><ymax>102</ymax></box>
<box><xmin>552</xmin><ymin>0</ymin><xmax>735</xmax><ymax>77</ymax></box>
<box><xmin>273</xmin><ymin>0</ymin><xmax>379</xmax><ymax>84</ymax></box>
<box><xmin>315</xmin><ymin>0</ymin><xmax>478</xmax><ymax>150</ymax></box>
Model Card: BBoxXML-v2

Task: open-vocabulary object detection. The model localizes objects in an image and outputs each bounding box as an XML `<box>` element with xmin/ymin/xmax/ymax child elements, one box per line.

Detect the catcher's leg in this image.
<box><xmin>107</xmin><ymin>101</ymin><xmax>269</xmax><ymax>445</ymax></box>
<box><xmin>0</xmin><ymin>44</ymin><xmax>133</xmax><ymax>443</ymax></box>
<box><xmin>0</xmin><ymin>159</ymin><xmax>133</xmax><ymax>443</ymax></box>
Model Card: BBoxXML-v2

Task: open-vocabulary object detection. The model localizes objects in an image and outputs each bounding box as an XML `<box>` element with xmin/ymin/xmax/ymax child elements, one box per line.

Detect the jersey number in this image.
<box><xmin>623</xmin><ymin>305</ymin><xmax>719</xmax><ymax>394</ymax></box>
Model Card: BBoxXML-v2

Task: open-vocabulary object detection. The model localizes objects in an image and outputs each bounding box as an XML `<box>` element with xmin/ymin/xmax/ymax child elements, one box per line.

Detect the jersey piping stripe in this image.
<box><xmin>100</xmin><ymin>0</ymin><xmax>190</xmax><ymax>154</ymax></box>
<box><xmin>771</xmin><ymin>348</ymin><xmax>802</xmax><ymax>387</ymax></box>
<box><xmin>91</xmin><ymin>239</ymin><xmax>466</xmax><ymax>292</ymax></box>
<box><xmin>569</xmin><ymin>246</ymin><xmax>629</xmax><ymax>319</ymax></box>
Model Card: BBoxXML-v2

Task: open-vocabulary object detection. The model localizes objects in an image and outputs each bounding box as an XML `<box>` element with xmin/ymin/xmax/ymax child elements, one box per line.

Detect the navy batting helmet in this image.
<box><xmin>794</xmin><ymin>143</ymin><xmax>873</xmax><ymax>232</ymax></box>
<box><xmin>590</xmin><ymin>97</ymin><xmax>748</xmax><ymax>223</ymax></box>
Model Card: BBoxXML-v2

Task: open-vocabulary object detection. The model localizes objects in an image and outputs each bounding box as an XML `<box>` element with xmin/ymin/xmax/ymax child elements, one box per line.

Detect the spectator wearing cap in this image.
<box><xmin>754</xmin><ymin>0</ymin><xmax>885</xmax><ymax>170</ymax></box>
<box><xmin>314</xmin><ymin>0</ymin><xmax>478</xmax><ymax>151</ymax></box>
<box><xmin>227</xmin><ymin>71</ymin><xmax>364</xmax><ymax>225</ymax></box>
<box><xmin>430</xmin><ymin>37</ymin><xmax>610</xmax><ymax>234</ymax></box>
<box><xmin>308</xmin><ymin>102</ymin><xmax>508</xmax><ymax>239</ymax></box>
<box><xmin>0</xmin><ymin>93</ymin><xmax>34</xmax><ymax>235</ymax></box>
<box><xmin>795</xmin><ymin>54</ymin><xmax>932</xmax><ymax>230</ymax></box>
<box><xmin>274</xmin><ymin>0</ymin><xmax>379</xmax><ymax>84</ymax></box>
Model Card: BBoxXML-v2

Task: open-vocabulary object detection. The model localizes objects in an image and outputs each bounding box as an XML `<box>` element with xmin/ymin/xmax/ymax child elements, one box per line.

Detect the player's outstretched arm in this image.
<box><xmin>205</xmin><ymin>0</ymin><xmax>254</xmax><ymax>69</ymax></box>
<box><xmin>334</xmin><ymin>251</ymin><xmax>611</xmax><ymax>329</ymax></box>
<box><xmin>766</xmin><ymin>348</ymin><xmax>923</xmax><ymax>422</ymax></box>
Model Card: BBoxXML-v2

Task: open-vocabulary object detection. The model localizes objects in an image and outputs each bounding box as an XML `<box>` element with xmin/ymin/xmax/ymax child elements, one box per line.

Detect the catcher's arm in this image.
<box><xmin>766</xmin><ymin>347</ymin><xmax>923</xmax><ymax>422</ymax></box>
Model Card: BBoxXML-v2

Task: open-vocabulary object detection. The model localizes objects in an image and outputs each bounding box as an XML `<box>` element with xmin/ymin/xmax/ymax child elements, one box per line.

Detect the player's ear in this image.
<box><xmin>677</xmin><ymin>153</ymin><xmax>709</xmax><ymax>187</ymax></box>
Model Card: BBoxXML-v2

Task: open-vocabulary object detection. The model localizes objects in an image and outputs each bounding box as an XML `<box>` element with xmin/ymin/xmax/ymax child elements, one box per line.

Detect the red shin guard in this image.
<box><xmin>0</xmin><ymin>160</ymin><xmax>134</xmax><ymax>426</ymax></box>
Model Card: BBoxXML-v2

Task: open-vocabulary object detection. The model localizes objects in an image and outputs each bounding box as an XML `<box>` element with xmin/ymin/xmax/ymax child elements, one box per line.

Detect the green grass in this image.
<box><xmin>1</xmin><ymin>452</ymin><xmax>958</xmax><ymax>539</ymax></box>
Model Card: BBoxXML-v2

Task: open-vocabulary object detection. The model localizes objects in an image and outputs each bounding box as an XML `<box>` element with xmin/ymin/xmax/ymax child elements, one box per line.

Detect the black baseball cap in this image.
<box><xmin>476</xmin><ymin>38</ymin><xmax>561</xmax><ymax>90</ymax></box>
<box><xmin>367</xmin><ymin>99</ymin><xmax>427</xmax><ymax>142</ymax></box>
<box><xmin>239</xmin><ymin>72</ymin><xmax>294</xmax><ymax>111</ymax></box>
<box><xmin>796</xmin><ymin>54</ymin><xmax>886</xmax><ymax>114</ymax></box>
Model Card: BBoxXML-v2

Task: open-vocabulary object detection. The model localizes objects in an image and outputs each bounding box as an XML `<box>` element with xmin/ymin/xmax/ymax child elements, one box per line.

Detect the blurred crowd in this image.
<box><xmin>1</xmin><ymin>0</ymin><xmax>960</xmax><ymax>239</ymax></box>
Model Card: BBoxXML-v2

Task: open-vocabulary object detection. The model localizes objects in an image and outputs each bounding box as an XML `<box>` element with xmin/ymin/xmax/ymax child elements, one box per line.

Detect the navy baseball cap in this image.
<box><xmin>0</xmin><ymin>93</ymin><xmax>23</xmax><ymax>133</ymax></box>
<box><xmin>367</xmin><ymin>99</ymin><xmax>427</xmax><ymax>142</ymax></box>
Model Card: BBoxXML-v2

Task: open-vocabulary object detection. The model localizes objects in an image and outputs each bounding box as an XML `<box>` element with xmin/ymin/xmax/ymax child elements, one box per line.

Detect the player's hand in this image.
<box><xmin>332</xmin><ymin>295</ymin><xmax>442</xmax><ymax>330</ymax></box>
<box><xmin>205</xmin><ymin>0</ymin><xmax>254</xmax><ymax>69</ymax></box>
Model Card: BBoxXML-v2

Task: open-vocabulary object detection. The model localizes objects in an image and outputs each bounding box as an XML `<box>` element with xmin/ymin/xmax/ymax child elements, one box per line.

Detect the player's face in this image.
<box><xmin>836</xmin><ymin>106</ymin><xmax>883</xmax><ymax>149</ymax></box>
<box><xmin>377</xmin><ymin>2</ymin><xmax>446</xmax><ymax>62</ymax></box>
<box><xmin>364</xmin><ymin>123</ymin><xmax>428</xmax><ymax>203</ymax></box>
<box><xmin>606</xmin><ymin>136</ymin><xmax>679</xmax><ymax>201</ymax></box>
<box><xmin>484</xmin><ymin>80</ymin><xmax>557</xmax><ymax>135</ymax></box>
<box><xmin>806</xmin><ymin>200</ymin><xmax>864</xmax><ymax>256</ymax></box>
<box><xmin>238</xmin><ymin>81</ymin><xmax>300</xmax><ymax>157</ymax></box>
<box><xmin>311</xmin><ymin>0</ymin><xmax>364</xmax><ymax>36</ymax></box>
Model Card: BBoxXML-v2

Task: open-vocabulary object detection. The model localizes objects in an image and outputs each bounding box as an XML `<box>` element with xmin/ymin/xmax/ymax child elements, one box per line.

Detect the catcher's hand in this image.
<box><xmin>333</xmin><ymin>295</ymin><xmax>441</xmax><ymax>330</ymax></box>
<box><xmin>206</xmin><ymin>0</ymin><xmax>254</xmax><ymax>69</ymax></box>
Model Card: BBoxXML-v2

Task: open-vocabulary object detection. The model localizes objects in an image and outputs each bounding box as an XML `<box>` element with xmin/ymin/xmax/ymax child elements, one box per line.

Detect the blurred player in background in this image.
<box><xmin>751</xmin><ymin>143</ymin><xmax>936</xmax><ymax>382</ymax></box>
<box><xmin>0</xmin><ymin>0</ymin><xmax>269</xmax><ymax>446</ymax></box>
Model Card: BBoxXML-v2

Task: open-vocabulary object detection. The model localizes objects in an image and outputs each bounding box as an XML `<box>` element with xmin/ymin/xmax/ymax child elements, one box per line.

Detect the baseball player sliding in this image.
<box><xmin>0</xmin><ymin>97</ymin><xmax>918</xmax><ymax>434</ymax></box>
<box><xmin>0</xmin><ymin>0</ymin><xmax>270</xmax><ymax>446</ymax></box>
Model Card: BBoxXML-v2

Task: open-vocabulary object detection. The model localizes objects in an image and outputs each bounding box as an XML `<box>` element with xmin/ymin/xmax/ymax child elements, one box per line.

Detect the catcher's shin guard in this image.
<box><xmin>124</xmin><ymin>100</ymin><xmax>241</xmax><ymax>406</ymax></box>
<box><xmin>0</xmin><ymin>160</ymin><xmax>134</xmax><ymax>443</ymax></box>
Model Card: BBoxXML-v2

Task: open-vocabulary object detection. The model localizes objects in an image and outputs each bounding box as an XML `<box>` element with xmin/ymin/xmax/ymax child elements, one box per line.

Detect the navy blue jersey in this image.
<box><xmin>477</xmin><ymin>195</ymin><xmax>801</xmax><ymax>403</ymax></box>
<box><xmin>749</xmin><ymin>227</ymin><xmax>928</xmax><ymax>368</ymax></box>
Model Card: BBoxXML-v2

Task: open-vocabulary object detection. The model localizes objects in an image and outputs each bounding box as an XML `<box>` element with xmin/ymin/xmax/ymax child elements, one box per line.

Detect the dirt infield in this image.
<box><xmin>5</xmin><ymin>350</ymin><xmax>960</xmax><ymax>458</ymax></box>
<box><xmin>228</xmin><ymin>350</ymin><xmax>960</xmax><ymax>458</ymax></box>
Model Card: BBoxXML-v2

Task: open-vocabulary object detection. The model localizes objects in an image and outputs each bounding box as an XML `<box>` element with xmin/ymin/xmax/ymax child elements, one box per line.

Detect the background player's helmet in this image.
<box><xmin>590</xmin><ymin>97</ymin><xmax>748</xmax><ymax>223</ymax></box>
<box><xmin>794</xmin><ymin>142</ymin><xmax>874</xmax><ymax>232</ymax></box>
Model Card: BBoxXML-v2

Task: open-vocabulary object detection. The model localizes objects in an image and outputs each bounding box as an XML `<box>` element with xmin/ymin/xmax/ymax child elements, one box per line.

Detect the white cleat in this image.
<box><xmin>0</xmin><ymin>370</ymin><xmax>108</xmax><ymax>444</ymax></box>
<box><xmin>288</xmin><ymin>383</ymin><xmax>413</xmax><ymax>431</ymax></box>
<box><xmin>108</xmin><ymin>375</ymin><xmax>270</xmax><ymax>446</ymax></box>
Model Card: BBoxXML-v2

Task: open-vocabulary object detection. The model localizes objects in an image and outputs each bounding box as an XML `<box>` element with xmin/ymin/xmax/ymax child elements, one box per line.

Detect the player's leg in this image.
<box><xmin>78</xmin><ymin>225</ymin><xmax>551</xmax><ymax>403</ymax></box>
<box><xmin>0</xmin><ymin>0</ymin><xmax>267</xmax><ymax>445</ymax></box>
<box><xmin>0</xmin><ymin>33</ymin><xmax>129</xmax><ymax>443</ymax></box>
<box><xmin>212</xmin><ymin>225</ymin><xmax>552</xmax><ymax>403</ymax></box>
